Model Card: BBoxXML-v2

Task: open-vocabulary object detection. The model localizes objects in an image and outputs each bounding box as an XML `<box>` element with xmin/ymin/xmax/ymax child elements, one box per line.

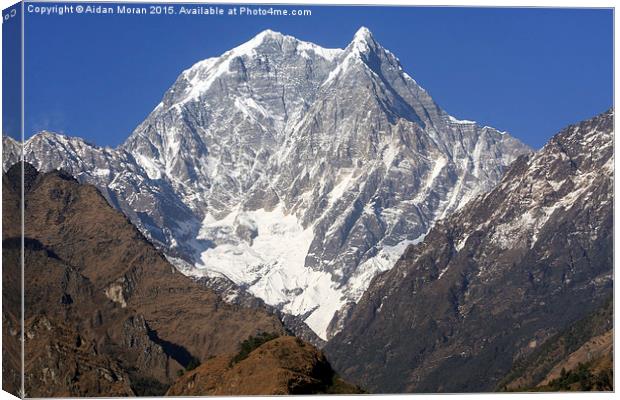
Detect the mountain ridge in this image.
<box><xmin>324</xmin><ymin>109</ymin><xmax>613</xmax><ymax>392</ymax></box>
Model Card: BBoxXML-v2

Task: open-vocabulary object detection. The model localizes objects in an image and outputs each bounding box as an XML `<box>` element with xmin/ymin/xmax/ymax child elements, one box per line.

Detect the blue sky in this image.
<box><xmin>2</xmin><ymin>2</ymin><xmax>21</xmax><ymax>141</ymax></box>
<box><xmin>10</xmin><ymin>4</ymin><xmax>614</xmax><ymax>149</ymax></box>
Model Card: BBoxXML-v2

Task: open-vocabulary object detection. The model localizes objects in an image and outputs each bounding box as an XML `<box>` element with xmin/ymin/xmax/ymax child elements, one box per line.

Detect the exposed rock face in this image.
<box><xmin>5</xmin><ymin>28</ymin><xmax>530</xmax><ymax>339</ymax></box>
<box><xmin>3</xmin><ymin>163</ymin><xmax>287</xmax><ymax>396</ymax></box>
<box><xmin>325</xmin><ymin>110</ymin><xmax>613</xmax><ymax>392</ymax></box>
<box><xmin>166</xmin><ymin>336</ymin><xmax>362</xmax><ymax>395</ymax></box>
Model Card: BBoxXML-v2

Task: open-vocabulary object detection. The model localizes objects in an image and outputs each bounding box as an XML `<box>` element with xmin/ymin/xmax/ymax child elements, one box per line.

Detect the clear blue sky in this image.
<box><xmin>2</xmin><ymin>2</ymin><xmax>21</xmax><ymax>141</ymax></box>
<box><xmin>10</xmin><ymin>4</ymin><xmax>614</xmax><ymax>149</ymax></box>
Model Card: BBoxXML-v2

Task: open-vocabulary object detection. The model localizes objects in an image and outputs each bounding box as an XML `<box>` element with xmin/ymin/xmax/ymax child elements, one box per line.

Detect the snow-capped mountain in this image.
<box><xmin>4</xmin><ymin>27</ymin><xmax>530</xmax><ymax>339</ymax></box>
<box><xmin>2</xmin><ymin>135</ymin><xmax>20</xmax><ymax>168</ymax></box>
<box><xmin>3</xmin><ymin>132</ymin><xmax>201</xmax><ymax>257</ymax></box>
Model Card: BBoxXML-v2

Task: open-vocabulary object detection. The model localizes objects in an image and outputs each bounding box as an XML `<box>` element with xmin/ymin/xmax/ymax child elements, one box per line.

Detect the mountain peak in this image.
<box><xmin>350</xmin><ymin>26</ymin><xmax>377</xmax><ymax>53</ymax></box>
<box><xmin>33</xmin><ymin>130</ymin><xmax>64</xmax><ymax>138</ymax></box>
<box><xmin>227</xmin><ymin>28</ymin><xmax>287</xmax><ymax>57</ymax></box>
<box><xmin>353</xmin><ymin>26</ymin><xmax>374</xmax><ymax>43</ymax></box>
<box><xmin>253</xmin><ymin>28</ymin><xmax>285</xmax><ymax>42</ymax></box>
<box><xmin>29</xmin><ymin>131</ymin><xmax>90</xmax><ymax>146</ymax></box>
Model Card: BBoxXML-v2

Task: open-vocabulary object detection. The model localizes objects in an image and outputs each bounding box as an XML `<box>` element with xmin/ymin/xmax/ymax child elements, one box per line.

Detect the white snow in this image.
<box><xmin>176</xmin><ymin>30</ymin><xmax>342</xmax><ymax>106</ymax></box>
<box><xmin>454</xmin><ymin>233</ymin><xmax>470</xmax><ymax>252</ymax></box>
<box><xmin>351</xmin><ymin>26</ymin><xmax>373</xmax><ymax>53</ymax></box>
<box><xmin>381</xmin><ymin>143</ymin><xmax>399</xmax><ymax>168</ymax></box>
<box><xmin>440</xmin><ymin>157</ymin><xmax>472</xmax><ymax>219</ymax></box>
<box><xmin>193</xmin><ymin>206</ymin><xmax>344</xmax><ymax>339</ymax></box>
<box><xmin>437</xmin><ymin>266</ymin><xmax>450</xmax><ymax>280</ymax></box>
<box><xmin>133</xmin><ymin>153</ymin><xmax>162</xmax><ymax>180</ymax></box>
<box><xmin>349</xmin><ymin>235</ymin><xmax>425</xmax><ymax>300</ymax></box>
<box><xmin>93</xmin><ymin>168</ymin><xmax>111</xmax><ymax>177</ymax></box>
<box><xmin>296</xmin><ymin>40</ymin><xmax>342</xmax><ymax>61</ymax></box>
<box><xmin>448</xmin><ymin>115</ymin><xmax>477</xmax><ymax>125</ymax></box>
<box><xmin>234</xmin><ymin>97</ymin><xmax>269</xmax><ymax>120</ymax></box>
<box><xmin>321</xmin><ymin>49</ymin><xmax>361</xmax><ymax>87</ymax></box>
<box><xmin>413</xmin><ymin>155</ymin><xmax>447</xmax><ymax>204</ymax></box>
<box><xmin>328</xmin><ymin>169</ymin><xmax>356</xmax><ymax>205</ymax></box>
<box><xmin>187</xmin><ymin>200</ymin><xmax>428</xmax><ymax>339</ymax></box>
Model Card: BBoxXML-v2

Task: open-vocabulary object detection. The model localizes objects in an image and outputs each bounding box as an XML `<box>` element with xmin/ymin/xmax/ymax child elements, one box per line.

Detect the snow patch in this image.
<box><xmin>328</xmin><ymin>169</ymin><xmax>356</xmax><ymax>205</ymax></box>
<box><xmin>93</xmin><ymin>168</ymin><xmax>111</xmax><ymax>177</ymax></box>
<box><xmin>448</xmin><ymin>115</ymin><xmax>476</xmax><ymax>125</ymax></box>
<box><xmin>348</xmin><ymin>235</ymin><xmax>425</xmax><ymax>301</ymax></box>
<box><xmin>413</xmin><ymin>155</ymin><xmax>447</xmax><ymax>204</ymax></box>
<box><xmin>192</xmin><ymin>206</ymin><xmax>343</xmax><ymax>339</ymax></box>
<box><xmin>133</xmin><ymin>153</ymin><xmax>162</xmax><ymax>180</ymax></box>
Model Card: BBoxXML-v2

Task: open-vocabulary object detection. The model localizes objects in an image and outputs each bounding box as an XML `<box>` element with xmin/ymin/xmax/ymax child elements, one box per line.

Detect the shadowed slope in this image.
<box><xmin>4</xmin><ymin>163</ymin><xmax>287</xmax><ymax>396</ymax></box>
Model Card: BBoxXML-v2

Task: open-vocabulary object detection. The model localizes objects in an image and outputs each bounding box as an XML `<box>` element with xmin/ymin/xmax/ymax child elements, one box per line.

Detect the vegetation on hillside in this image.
<box><xmin>230</xmin><ymin>332</ymin><xmax>280</xmax><ymax>365</ymax></box>
<box><xmin>542</xmin><ymin>362</ymin><xmax>612</xmax><ymax>391</ymax></box>
<box><xmin>497</xmin><ymin>297</ymin><xmax>612</xmax><ymax>391</ymax></box>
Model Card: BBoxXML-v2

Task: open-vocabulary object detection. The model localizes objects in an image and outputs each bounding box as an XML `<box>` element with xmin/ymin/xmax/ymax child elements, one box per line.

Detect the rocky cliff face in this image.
<box><xmin>3</xmin><ymin>163</ymin><xmax>287</xmax><ymax>396</ymax></box>
<box><xmin>325</xmin><ymin>110</ymin><xmax>613</xmax><ymax>392</ymax></box>
<box><xmin>5</xmin><ymin>27</ymin><xmax>530</xmax><ymax>339</ymax></box>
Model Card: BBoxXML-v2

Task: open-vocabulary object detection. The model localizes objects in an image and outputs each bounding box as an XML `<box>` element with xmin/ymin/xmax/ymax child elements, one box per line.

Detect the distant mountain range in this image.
<box><xmin>3</xmin><ymin>27</ymin><xmax>530</xmax><ymax>340</ymax></box>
